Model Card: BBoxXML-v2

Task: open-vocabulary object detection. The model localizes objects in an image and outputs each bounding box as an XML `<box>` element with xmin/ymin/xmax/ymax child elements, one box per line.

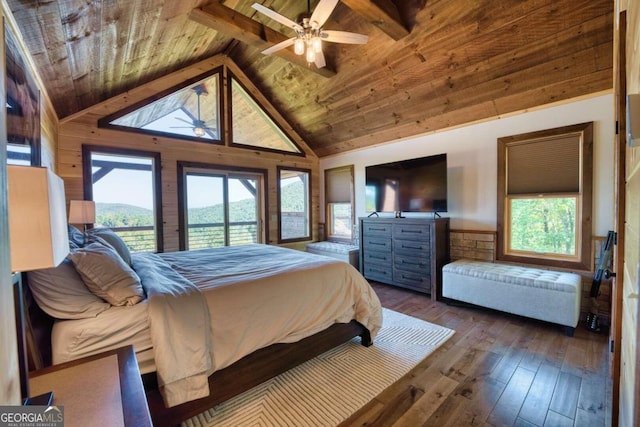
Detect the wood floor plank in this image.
<box><xmin>353</xmin><ymin>385</ymin><xmax>424</xmax><ymax>427</ymax></box>
<box><xmin>549</xmin><ymin>371</ymin><xmax>582</xmax><ymax>419</ymax></box>
<box><xmin>490</xmin><ymin>344</ymin><xmax>528</xmax><ymax>385</ymax></box>
<box><xmin>575</xmin><ymin>371</ymin><xmax>607</xmax><ymax>426</ymax></box>
<box><xmin>440</xmin><ymin>376</ymin><xmax>505</xmax><ymax>426</ymax></box>
<box><xmin>514</xmin><ymin>417</ymin><xmax>538</xmax><ymax>427</ymax></box>
<box><xmin>487</xmin><ymin>367</ymin><xmax>536</xmax><ymax>426</ymax></box>
<box><xmin>390</xmin><ymin>374</ymin><xmax>459</xmax><ymax>427</ymax></box>
<box><xmin>428</xmin><ymin>350</ymin><xmax>505</xmax><ymax>426</ymax></box>
<box><xmin>518</xmin><ymin>363</ymin><xmax>561</xmax><ymax>426</ymax></box>
<box><xmin>543</xmin><ymin>410</ymin><xmax>574</xmax><ymax>426</ymax></box>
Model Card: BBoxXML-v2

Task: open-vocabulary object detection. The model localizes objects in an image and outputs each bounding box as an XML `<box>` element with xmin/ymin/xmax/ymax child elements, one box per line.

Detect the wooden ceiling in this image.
<box><xmin>8</xmin><ymin>0</ymin><xmax>613</xmax><ymax>157</ymax></box>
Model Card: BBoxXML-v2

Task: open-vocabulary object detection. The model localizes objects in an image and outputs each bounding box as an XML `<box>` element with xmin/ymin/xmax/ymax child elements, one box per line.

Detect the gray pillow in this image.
<box><xmin>86</xmin><ymin>228</ymin><xmax>132</xmax><ymax>266</ymax></box>
<box><xmin>68</xmin><ymin>224</ymin><xmax>85</xmax><ymax>248</ymax></box>
<box><xmin>68</xmin><ymin>242</ymin><xmax>144</xmax><ymax>306</ymax></box>
<box><xmin>26</xmin><ymin>259</ymin><xmax>111</xmax><ymax>319</ymax></box>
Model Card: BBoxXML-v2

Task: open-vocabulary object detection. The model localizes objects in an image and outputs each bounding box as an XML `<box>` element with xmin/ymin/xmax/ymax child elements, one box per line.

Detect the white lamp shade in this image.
<box><xmin>8</xmin><ymin>165</ymin><xmax>70</xmax><ymax>272</ymax></box>
<box><xmin>68</xmin><ymin>200</ymin><xmax>96</xmax><ymax>224</ymax></box>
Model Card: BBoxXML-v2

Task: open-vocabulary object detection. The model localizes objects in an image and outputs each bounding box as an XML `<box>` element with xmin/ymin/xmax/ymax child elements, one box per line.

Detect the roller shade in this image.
<box><xmin>507</xmin><ymin>134</ymin><xmax>580</xmax><ymax>194</ymax></box>
<box><xmin>325</xmin><ymin>166</ymin><xmax>353</xmax><ymax>203</ymax></box>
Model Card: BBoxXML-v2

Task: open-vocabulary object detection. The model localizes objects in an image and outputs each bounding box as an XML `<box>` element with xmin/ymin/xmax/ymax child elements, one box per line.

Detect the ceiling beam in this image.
<box><xmin>189</xmin><ymin>2</ymin><xmax>336</xmax><ymax>78</ymax></box>
<box><xmin>341</xmin><ymin>0</ymin><xmax>409</xmax><ymax>40</ymax></box>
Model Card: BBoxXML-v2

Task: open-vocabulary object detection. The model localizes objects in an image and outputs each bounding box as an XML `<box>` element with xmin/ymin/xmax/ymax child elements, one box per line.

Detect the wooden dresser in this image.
<box><xmin>359</xmin><ymin>217</ymin><xmax>450</xmax><ymax>300</ymax></box>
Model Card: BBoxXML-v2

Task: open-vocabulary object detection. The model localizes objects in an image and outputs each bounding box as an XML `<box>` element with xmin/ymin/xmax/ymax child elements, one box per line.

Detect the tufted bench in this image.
<box><xmin>306</xmin><ymin>241</ymin><xmax>359</xmax><ymax>269</ymax></box>
<box><xmin>442</xmin><ymin>259</ymin><xmax>582</xmax><ymax>336</ymax></box>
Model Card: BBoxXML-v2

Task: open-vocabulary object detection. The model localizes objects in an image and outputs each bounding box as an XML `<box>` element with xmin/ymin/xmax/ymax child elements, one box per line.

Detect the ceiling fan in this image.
<box><xmin>170</xmin><ymin>84</ymin><xmax>216</xmax><ymax>137</ymax></box>
<box><xmin>252</xmin><ymin>0</ymin><xmax>368</xmax><ymax>68</ymax></box>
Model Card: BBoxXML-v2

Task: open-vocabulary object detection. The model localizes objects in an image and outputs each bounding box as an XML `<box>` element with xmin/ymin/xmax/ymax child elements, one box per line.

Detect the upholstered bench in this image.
<box><xmin>306</xmin><ymin>241</ymin><xmax>359</xmax><ymax>269</ymax></box>
<box><xmin>442</xmin><ymin>259</ymin><xmax>582</xmax><ymax>336</ymax></box>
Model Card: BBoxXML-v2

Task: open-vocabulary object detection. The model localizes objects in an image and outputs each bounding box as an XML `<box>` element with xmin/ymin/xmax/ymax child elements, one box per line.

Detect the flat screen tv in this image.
<box><xmin>365</xmin><ymin>153</ymin><xmax>448</xmax><ymax>213</ymax></box>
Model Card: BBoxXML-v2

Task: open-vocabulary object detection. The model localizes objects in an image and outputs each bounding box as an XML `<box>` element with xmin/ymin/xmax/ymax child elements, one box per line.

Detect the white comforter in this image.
<box><xmin>134</xmin><ymin>244</ymin><xmax>382</xmax><ymax>407</ymax></box>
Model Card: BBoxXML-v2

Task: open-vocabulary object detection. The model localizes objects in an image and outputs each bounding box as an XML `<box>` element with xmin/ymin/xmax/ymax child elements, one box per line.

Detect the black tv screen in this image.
<box><xmin>365</xmin><ymin>154</ymin><xmax>448</xmax><ymax>213</ymax></box>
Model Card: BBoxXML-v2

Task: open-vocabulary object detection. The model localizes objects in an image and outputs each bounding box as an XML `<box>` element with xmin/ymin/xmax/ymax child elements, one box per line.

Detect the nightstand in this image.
<box><xmin>29</xmin><ymin>345</ymin><xmax>152</xmax><ymax>427</ymax></box>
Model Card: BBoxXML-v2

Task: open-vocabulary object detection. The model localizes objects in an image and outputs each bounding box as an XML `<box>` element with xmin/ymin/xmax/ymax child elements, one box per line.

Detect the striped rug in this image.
<box><xmin>183</xmin><ymin>308</ymin><xmax>454</xmax><ymax>427</ymax></box>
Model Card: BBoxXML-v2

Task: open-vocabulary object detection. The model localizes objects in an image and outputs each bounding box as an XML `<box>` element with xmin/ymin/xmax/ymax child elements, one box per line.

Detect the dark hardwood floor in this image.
<box><xmin>340</xmin><ymin>283</ymin><xmax>611</xmax><ymax>427</ymax></box>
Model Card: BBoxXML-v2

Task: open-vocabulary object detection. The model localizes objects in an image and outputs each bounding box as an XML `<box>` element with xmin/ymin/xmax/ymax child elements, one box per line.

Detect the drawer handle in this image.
<box><xmin>370</xmin><ymin>242</ymin><xmax>387</xmax><ymax>247</ymax></box>
<box><xmin>370</xmin><ymin>255</ymin><xmax>387</xmax><ymax>260</ymax></box>
<box><xmin>402</xmin><ymin>244</ymin><xmax>423</xmax><ymax>250</ymax></box>
<box><xmin>370</xmin><ymin>269</ymin><xmax>388</xmax><ymax>275</ymax></box>
<box><xmin>401</xmin><ymin>229</ymin><xmax>423</xmax><ymax>234</ymax></box>
<box><xmin>370</xmin><ymin>227</ymin><xmax>388</xmax><ymax>232</ymax></box>
<box><xmin>402</xmin><ymin>260</ymin><xmax>421</xmax><ymax>266</ymax></box>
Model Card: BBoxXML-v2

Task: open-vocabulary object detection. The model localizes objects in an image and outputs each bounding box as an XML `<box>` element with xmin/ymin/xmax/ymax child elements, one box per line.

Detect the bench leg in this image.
<box><xmin>563</xmin><ymin>326</ymin><xmax>575</xmax><ymax>337</ymax></box>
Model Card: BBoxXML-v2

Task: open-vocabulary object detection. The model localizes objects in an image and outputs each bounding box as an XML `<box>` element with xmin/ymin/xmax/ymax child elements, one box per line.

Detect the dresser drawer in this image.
<box><xmin>394</xmin><ymin>254</ymin><xmax>430</xmax><ymax>274</ymax></box>
<box><xmin>393</xmin><ymin>238</ymin><xmax>430</xmax><ymax>258</ymax></box>
<box><xmin>362</xmin><ymin>221</ymin><xmax>392</xmax><ymax>237</ymax></box>
<box><xmin>362</xmin><ymin>236</ymin><xmax>392</xmax><ymax>253</ymax></box>
<box><xmin>363</xmin><ymin>249</ymin><xmax>392</xmax><ymax>265</ymax></box>
<box><xmin>393</xmin><ymin>268</ymin><xmax>431</xmax><ymax>291</ymax></box>
<box><xmin>392</xmin><ymin>223</ymin><xmax>431</xmax><ymax>241</ymax></box>
<box><xmin>364</xmin><ymin>264</ymin><xmax>392</xmax><ymax>283</ymax></box>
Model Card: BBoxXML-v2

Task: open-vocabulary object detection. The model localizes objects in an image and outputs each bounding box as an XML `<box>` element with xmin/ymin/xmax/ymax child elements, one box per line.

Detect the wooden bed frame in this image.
<box><xmin>22</xmin><ymin>281</ymin><xmax>372</xmax><ymax>427</ymax></box>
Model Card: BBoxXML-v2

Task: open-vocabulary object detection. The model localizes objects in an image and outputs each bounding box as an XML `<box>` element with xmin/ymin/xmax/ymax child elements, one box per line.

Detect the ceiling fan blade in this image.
<box><xmin>310</xmin><ymin>0</ymin><xmax>339</xmax><ymax>28</ymax></box>
<box><xmin>261</xmin><ymin>37</ymin><xmax>296</xmax><ymax>55</ymax></box>
<box><xmin>321</xmin><ymin>30</ymin><xmax>368</xmax><ymax>44</ymax></box>
<box><xmin>251</xmin><ymin>3</ymin><xmax>302</xmax><ymax>31</ymax></box>
<box><xmin>174</xmin><ymin>117</ymin><xmax>194</xmax><ymax>125</ymax></box>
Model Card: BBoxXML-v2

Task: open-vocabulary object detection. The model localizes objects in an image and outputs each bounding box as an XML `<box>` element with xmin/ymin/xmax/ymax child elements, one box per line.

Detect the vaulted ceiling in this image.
<box><xmin>8</xmin><ymin>0</ymin><xmax>613</xmax><ymax>157</ymax></box>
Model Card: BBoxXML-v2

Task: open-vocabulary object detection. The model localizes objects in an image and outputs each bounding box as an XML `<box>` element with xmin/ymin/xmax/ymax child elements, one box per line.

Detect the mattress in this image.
<box><xmin>51</xmin><ymin>299</ymin><xmax>156</xmax><ymax>373</ymax></box>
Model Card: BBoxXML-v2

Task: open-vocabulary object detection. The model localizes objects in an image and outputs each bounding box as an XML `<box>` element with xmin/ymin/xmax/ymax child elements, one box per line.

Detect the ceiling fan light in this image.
<box><xmin>294</xmin><ymin>38</ymin><xmax>305</xmax><ymax>55</ymax></box>
<box><xmin>312</xmin><ymin>37</ymin><xmax>322</xmax><ymax>53</ymax></box>
<box><xmin>306</xmin><ymin>47</ymin><xmax>316</xmax><ymax>63</ymax></box>
<box><xmin>193</xmin><ymin>126</ymin><xmax>206</xmax><ymax>137</ymax></box>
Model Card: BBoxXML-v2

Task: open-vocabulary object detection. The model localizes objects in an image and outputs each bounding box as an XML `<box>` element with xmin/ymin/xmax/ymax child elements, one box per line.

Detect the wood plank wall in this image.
<box><xmin>58</xmin><ymin>55</ymin><xmax>320</xmax><ymax>253</ymax></box>
<box><xmin>618</xmin><ymin>0</ymin><xmax>640</xmax><ymax>425</ymax></box>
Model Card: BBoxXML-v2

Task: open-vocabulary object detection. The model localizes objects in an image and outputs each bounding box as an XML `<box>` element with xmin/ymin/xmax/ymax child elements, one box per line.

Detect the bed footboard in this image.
<box><xmin>145</xmin><ymin>320</ymin><xmax>370</xmax><ymax>427</ymax></box>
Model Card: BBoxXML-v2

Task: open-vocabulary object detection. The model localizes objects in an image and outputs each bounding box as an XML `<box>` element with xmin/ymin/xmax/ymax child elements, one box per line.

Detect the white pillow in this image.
<box><xmin>26</xmin><ymin>259</ymin><xmax>111</xmax><ymax>319</ymax></box>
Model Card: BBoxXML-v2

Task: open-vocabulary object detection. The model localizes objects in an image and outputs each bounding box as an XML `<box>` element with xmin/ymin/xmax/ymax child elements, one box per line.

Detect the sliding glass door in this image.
<box><xmin>181</xmin><ymin>165</ymin><xmax>264</xmax><ymax>250</ymax></box>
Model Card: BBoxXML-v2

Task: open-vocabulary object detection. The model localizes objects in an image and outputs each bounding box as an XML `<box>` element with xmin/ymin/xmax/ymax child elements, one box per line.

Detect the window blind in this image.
<box><xmin>325</xmin><ymin>166</ymin><xmax>353</xmax><ymax>203</ymax></box>
<box><xmin>507</xmin><ymin>134</ymin><xmax>580</xmax><ymax>194</ymax></box>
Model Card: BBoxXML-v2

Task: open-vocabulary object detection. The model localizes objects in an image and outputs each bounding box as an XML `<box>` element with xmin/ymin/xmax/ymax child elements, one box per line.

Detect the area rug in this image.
<box><xmin>183</xmin><ymin>308</ymin><xmax>454</xmax><ymax>427</ymax></box>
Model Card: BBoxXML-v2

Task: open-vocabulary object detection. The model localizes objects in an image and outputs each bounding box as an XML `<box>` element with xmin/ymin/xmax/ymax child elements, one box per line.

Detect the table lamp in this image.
<box><xmin>7</xmin><ymin>165</ymin><xmax>70</xmax><ymax>405</ymax></box>
<box><xmin>68</xmin><ymin>200</ymin><xmax>95</xmax><ymax>232</ymax></box>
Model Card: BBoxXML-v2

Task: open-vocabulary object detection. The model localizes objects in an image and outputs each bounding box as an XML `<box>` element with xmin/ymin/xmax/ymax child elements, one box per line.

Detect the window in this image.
<box><xmin>82</xmin><ymin>146</ymin><xmax>163</xmax><ymax>252</ymax></box>
<box><xmin>230</xmin><ymin>75</ymin><xmax>302</xmax><ymax>155</ymax></box>
<box><xmin>497</xmin><ymin>122</ymin><xmax>593</xmax><ymax>270</ymax></box>
<box><xmin>178</xmin><ymin>163</ymin><xmax>266</xmax><ymax>250</ymax></box>
<box><xmin>278</xmin><ymin>167</ymin><xmax>311</xmax><ymax>242</ymax></box>
<box><xmin>325</xmin><ymin>165</ymin><xmax>354</xmax><ymax>242</ymax></box>
<box><xmin>6</xmin><ymin>23</ymin><xmax>40</xmax><ymax>166</ymax></box>
<box><xmin>99</xmin><ymin>69</ymin><xmax>223</xmax><ymax>144</ymax></box>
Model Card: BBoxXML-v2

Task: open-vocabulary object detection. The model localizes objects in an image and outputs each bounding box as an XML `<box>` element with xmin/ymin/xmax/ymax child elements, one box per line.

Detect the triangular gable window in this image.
<box><xmin>230</xmin><ymin>76</ymin><xmax>301</xmax><ymax>154</ymax></box>
<box><xmin>99</xmin><ymin>65</ymin><xmax>304</xmax><ymax>157</ymax></box>
<box><xmin>99</xmin><ymin>69</ymin><xmax>222</xmax><ymax>143</ymax></box>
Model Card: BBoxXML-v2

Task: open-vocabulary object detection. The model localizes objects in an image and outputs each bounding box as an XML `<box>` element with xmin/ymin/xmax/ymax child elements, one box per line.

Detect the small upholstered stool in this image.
<box><xmin>306</xmin><ymin>241</ymin><xmax>359</xmax><ymax>269</ymax></box>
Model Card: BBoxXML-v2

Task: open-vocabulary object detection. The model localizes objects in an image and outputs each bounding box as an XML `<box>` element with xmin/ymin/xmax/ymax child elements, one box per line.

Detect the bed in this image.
<box><xmin>24</xmin><ymin>229</ymin><xmax>382</xmax><ymax>426</ymax></box>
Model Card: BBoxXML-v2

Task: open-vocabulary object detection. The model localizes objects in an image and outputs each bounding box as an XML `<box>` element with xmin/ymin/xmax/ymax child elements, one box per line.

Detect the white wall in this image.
<box><xmin>320</xmin><ymin>93</ymin><xmax>615</xmax><ymax>235</ymax></box>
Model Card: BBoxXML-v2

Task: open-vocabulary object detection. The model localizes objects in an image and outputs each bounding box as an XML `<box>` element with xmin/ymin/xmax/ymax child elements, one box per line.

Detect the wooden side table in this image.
<box><xmin>29</xmin><ymin>345</ymin><xmax>152</xmax><ymax>427</ymax></box>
